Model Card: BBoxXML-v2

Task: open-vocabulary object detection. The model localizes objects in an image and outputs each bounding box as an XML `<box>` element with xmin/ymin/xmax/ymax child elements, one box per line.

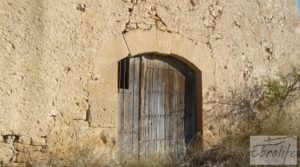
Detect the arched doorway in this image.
<box><xmin>117</xmin><ymin>54</ymin><xmax>197</xmax><ymax>157</ymax></box>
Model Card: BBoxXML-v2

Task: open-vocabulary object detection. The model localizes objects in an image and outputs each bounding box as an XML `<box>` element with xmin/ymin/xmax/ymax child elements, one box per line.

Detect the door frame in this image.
<box><xmin>92</xmin><ymin>29</ymin><xmax>213</xmax><ymax>153</ymax></box>
<box><xmin>117</xmin><ymin>53</ymin><xmax>203</xmax><ymax>156</ymax></box>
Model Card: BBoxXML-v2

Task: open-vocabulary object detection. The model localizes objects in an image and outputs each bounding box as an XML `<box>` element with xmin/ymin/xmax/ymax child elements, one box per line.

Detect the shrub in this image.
<box><xmin>193</xmin><ymin>66</ymin><xmax>300</xmax><ymax>166</ymax></box>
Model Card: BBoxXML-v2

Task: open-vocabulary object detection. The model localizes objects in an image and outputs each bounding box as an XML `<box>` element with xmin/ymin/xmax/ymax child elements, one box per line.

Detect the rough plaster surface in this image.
<box><xmin>0</xmin><ymin>0</ymin><xmax>299</xmax><ymax>165</ymax></box>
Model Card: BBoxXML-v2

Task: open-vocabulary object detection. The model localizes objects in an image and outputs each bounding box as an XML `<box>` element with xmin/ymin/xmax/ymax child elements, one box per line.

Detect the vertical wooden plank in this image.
<box><xmin>156</xmin><ymin>59</ymin><xmax>161</xmax><ymax>154</ymax></box>
<box><xmin>178</xmin><ymin>72</ymin><xmax>185</xmax><ymax>156</ymax></box>
<box><xmin>151</xmin><ymin>59</ymin><xmax>155</xmax><ymax>155</ymax></box>
<box><xmin>139</xmin><ymin>57</ymin><xmax>146</xmax><ymax>157</ymax></box>
<box><xmin>185</xmin><ymin>69</ymin><xmax>192</xmax><ymax>146</ymax></box>
<box><xmin>144</xmin><ymin>58</ymin><xmax>150</xmax><ymax>157</ymax></box>
<box><xmin>164</xmin><ymin>58</ymin><xmax>170</xmax><ymax>156</ymax></box>
<box><xmin>162</xmin><ymin>64</ymin><xmax>169</xmax><ymax>154</ymax></box>
<box><xmin>125</xmin><ymin>58</ymin><xmax>134</xmax><ymax>154</ymax></box>
<box><xmin>159</xmin><ymin>60</ymin><xmax>165</xmax><ymax>154</ymax></box>
<box><xmin>147</xmin><ymin>59</ymin><xmax>151</xmax><ymax>156</ymax></box>
<box><xmin>162</xmin><ymin>66</ymin><xmax>166</xmax><ymax>155</ymax></box>
<box><xmin>155</xmin><ymin>57</ymin><xmax>160</xmax><ymax>155</ymax></box>
<box><xmin>152</xmin><ymin>59</ymin><xmax>157</xmax><ymax>156</ymax></box>
<box><xmin>152</xmin><ymin>58</ymin><xmax>157</xmax><ymax>155</ymax></box>
<box><xmin>132</xmin><ymin>57</ymin><xmax>140</xmax><ymax>155</ymax></box>
<box><xmin>161</xmin><ymin>65</ymin><xmax>165</xmax><ymax>155</ymax></box>
<box><xmin>168</xmin><ymin>59</ymin><xmax>173</xmax><ymax>156</ymax></box>
<box><xmin>126</xmin><ymin>90</ymin><xmax>132</xmax><ymax>154</ymax></box>
<box><xmin>146</xmin><ymin>64</ymin><xmax>150</xmax><ymax>157</ymax></box>
<box><xmin>185</xmin><ymin>73</ymin><xmax>190</xmax><ymax>143</ymax></box>
<box><xmin>147</xmin><ymin>62</ymin><xmax>153</xmax><ymax>156</ymax></box>
<box><xmin>148</xmin><ymin>58</ymin><xmax>154</xmax><ymax>156</ymax></box>
<box><xmin>170</xmin><ymin>65</ymin><xmax>174</xmax><ymax>156</ymax></box>
<box><xmin>183</xmin><ymin>64</ymin><xmax>189</xmax><ymax>157</ymax></box>
<box><xmin>173</xmin><ymin>66</ymin><xmax>178</xmax><ymax>157</ymax></box>
<box><xmin>150</xmin><ymin>60</ymin><xmax>154</xmax><ymax>156</ymax></box>
<box><xmin>144</xmin><ymin>58</ymin><xmax>149</xmax><ymax>156</ymax></box>
<box><xmin>160</xmin><ymin>60</ymin><xmax>164</xmax><ymax>154</ymax></box>
<box><xmin>123</xmin><ymin>59</ymin><xmax>131</xmax><ymax>155</ymax></box>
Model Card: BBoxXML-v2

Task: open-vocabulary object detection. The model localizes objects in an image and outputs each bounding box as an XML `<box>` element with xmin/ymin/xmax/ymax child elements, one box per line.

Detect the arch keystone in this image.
<box><xmin>123</xmin><ymin>28</ymin><xmax>157</xmax><ymax>56</ymax></box>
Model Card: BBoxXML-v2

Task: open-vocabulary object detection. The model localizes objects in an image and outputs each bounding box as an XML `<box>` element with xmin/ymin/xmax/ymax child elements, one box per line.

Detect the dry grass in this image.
<box><xmin>116</xmin><ymin>155</ymin><xmax>183</xmax><ymax>167</ymax></box>
<box><xmin>190</xmin><ymin>66</ymin><xmax>300</xmax><ymax>166</ymax></box>
<box><xmin>188</xmin><ymin>116</ymin><xmax>300</xmax><ymax>167</ymax></box>
<box><xmin>49</xmin><ymin>67</ymin><xmax>300</xmax><ymax>167</ymax></box>
<box><xmin>55</xmin><ymin>122</ymin><xmax>298</xmax><ymax>167</ymax></box>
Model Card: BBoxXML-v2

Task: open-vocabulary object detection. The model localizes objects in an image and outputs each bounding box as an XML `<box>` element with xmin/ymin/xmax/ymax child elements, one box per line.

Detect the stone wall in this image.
<box><xmin>0</xmin><ymin>0</ymin><xmax>299</xmax><ymax>166</ymax></box>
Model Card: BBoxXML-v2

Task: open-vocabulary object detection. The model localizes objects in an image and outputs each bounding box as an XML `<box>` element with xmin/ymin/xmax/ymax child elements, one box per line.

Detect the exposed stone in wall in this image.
<box><xmin>0</xmin><ymin>0</ymin><xmax>299</xmax><ymax>165</ymax></box>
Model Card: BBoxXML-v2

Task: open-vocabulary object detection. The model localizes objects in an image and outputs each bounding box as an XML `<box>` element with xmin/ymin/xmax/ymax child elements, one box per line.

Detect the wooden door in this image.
<box><xmin>118</xmin><ymin>55</ymin><xmax>196</xmax><ymax>158</ymax></box>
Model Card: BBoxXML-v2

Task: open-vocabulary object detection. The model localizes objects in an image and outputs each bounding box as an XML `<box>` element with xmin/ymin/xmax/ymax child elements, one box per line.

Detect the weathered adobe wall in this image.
<box><xmin>0</xmin><ymin>0</ymin><xmax>299</xmax><ymax>166</ymax></box>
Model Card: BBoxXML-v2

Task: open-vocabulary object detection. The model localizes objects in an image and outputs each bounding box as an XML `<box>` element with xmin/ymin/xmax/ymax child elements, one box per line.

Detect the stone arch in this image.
<box><xmin>89</xmin><ymin>28</ymin><xmax>215</xmax><ymax>150</ymax></box>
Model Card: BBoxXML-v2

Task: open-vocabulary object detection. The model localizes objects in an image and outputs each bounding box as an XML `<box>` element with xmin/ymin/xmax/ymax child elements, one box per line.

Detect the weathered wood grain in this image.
<box><xmin>118</xmin><ymin>55</ymin><xmax>196</xmax><ymax>158</ymax></box>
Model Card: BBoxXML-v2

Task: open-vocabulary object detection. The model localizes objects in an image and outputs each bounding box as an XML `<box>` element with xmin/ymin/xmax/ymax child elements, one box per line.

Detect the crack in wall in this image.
<box><xmin>122</xmin><ymin>33</ymin><xmax>131</xmax><ymax>55</ymax></box>
<box><xmin>85</xmin><ymin>102</ymin><xmax>91</xmax><ymax>124</ymax></box>
<box><xmin>122</xmin><ymin>0</ymin><xmax>138</xmax><ymax>33</ymax></box>
<box><xmin>154</xmin><ymin>12</ymin><xmax>167</xmax><ymax>31</ymax></box>
<box><xmin>122</xmin><ymin>0</ymin><xmax>172</xmax><ymax>33</ymax></box>
<box><xmin>121</xmin><ymin>0</ymin><xmax>201</xmax><ymax>44</ymax></box>
<box><xmin>204</xmin><ymin>1</ymin><xmax>224</xmax><ymax>57</ymax></box>
<box><xmin>85</xmin><ymin>79</ymin><xmax>92</xmax><ymax>127</ymax></box>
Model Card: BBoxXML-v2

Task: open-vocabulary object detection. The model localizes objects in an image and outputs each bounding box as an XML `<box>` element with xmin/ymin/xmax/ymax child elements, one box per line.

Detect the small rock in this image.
<box><xmin>76</xmin><ymin>3</ymin><xmax>86</xmax><ymax>12</ymax></box>
<box><xmin>30</xmin><ymin>136</ymin><xmax>46</xmax><ymax>146</ymax></box>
